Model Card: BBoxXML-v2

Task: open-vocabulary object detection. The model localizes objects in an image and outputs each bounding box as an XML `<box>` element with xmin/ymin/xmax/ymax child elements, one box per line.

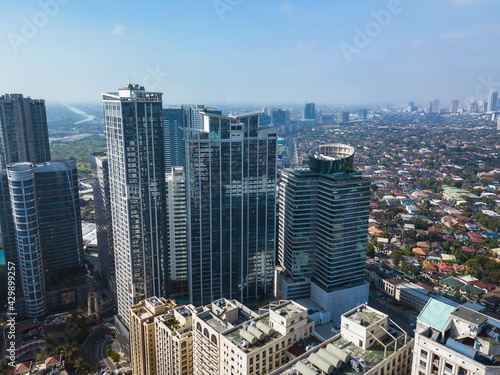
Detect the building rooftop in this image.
<box><xmin>344</xmin><ymin>305</ymin><xmax>385</xmax><ymax>326</ymax></box>
<box><xmin>418</xmin><ymin>296</ymin><xmax>459</xmax><ymax>331</ymax></box>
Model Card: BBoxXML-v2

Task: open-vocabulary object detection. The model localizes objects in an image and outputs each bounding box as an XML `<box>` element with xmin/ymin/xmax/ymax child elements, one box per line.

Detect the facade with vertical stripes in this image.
<box><xmin>102</xmin><ymin>84</ymin><xmax>167</xmax><ymax>326</ymax></box>
<box><xmin>185</xmin><ymin>112</ymin><xmax>277</xmax><ymax>307</ymax></box>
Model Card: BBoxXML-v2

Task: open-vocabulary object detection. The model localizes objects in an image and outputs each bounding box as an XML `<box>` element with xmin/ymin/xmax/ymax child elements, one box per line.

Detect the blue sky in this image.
<box><xmin>1</xmin><ymin>0</ymin><xmax>500</xmax><ymax>106</ymax></box>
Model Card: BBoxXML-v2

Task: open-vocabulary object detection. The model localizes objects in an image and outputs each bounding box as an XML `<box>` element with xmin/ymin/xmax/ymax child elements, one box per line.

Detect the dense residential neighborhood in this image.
<box><xmin>287</xmin><ymin>112</ymin><xmax>500</xmax><ymax>317</ymax></box>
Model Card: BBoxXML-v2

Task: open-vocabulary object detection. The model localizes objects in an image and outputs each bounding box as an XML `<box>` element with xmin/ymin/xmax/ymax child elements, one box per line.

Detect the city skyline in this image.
<box><xmin>2</xmin><ymin>1</ymin><xmax>500</xmax><ymax>106</ymax></box>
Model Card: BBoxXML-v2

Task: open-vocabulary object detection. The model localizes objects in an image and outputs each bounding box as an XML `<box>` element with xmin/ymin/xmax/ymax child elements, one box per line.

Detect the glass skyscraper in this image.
<box><xmin>102</xmin><ymin>84</ymin><xmax>167</xmax><ymax>326</ymax></box>
<box><xmin>0</xmin><ymin>94</ymin><xmax>51</xmax><ymax>169</ymax></box>
<box><xmin>276</xmin><ymin>144</ymin><xmax>370</xmax><ymax>321</ymax></box>
<box><xmin>163</xmin><ymin>105</ymin><xmax>222</xmax><ymax>171</ymax></box>
<box><xmin>185</xmin><ymin>112</ymin><xmax>277</xmax><ymax>307</ymax></box>
<box><xmin>0</xmin><ymin>160</ymin><xmax>84</xmax><ymax>317</ymax></box>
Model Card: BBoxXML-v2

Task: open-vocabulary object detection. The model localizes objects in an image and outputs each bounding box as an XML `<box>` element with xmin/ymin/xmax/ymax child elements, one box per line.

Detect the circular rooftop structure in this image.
<box><xmin>309</xmin><ymin>143</ymin><xmax>355</xmax><ymax>174</ymax></box>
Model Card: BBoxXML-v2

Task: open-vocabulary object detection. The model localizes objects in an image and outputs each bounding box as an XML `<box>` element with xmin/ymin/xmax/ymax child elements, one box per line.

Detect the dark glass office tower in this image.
<box><xmin>185</xmin><ymin>112</ymin><xmax>277</xmax><ymax>307</ymax></box>
<box><xmin>163</xmin><ymin>105</ymin><xmax>222</xmax><ymax>171</ymax></box>
<box><xmin>91</xmin><ymin>152</ymin><xmax>115</xmax><ymax>297</ymax></box>
<box><xmin>102</xmin><ymin>84</ymin><xmax>167</xmax><ymax>326</ymax></box>
<box><xmin>0</xmin><ymin>94</ymin><xmax>51</xmax><ymax>169</ymax></box>
<box><xmin>0</xmin><ymin>160</ymin><xmax>84</xmax><ymax>317</ymax></box>
<box><xmin>276</xmin><ymin>144</ymin><xmax>370</xmax><ymax>321</ymax></box>
<box><xmin>163</xmin><ymin>107</ymin><xmax>184</xmax><ymax>171</ymax></box>
<box><xmin>304</xmin><ymin>102</ymin><xmax>316</xmax><ymax>120</ymax></box>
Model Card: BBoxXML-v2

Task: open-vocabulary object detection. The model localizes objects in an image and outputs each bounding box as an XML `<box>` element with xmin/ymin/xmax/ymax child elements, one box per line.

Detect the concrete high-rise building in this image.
<box><xmin>271</xmin><ymin>108</ymin><xmax>289</xmax><ymax>126</ymax></box>
<box><xmin>304</xmin><ymin>102</ymin><xmax>316</xmax><ymax>120</ymax></box>
<box><xmin>185</xmin><ymin>112</ymin><xmax>277</xmax><ymax>307</ymax></box>
<box><xmin>412</xmin><ymin>296</ymin><xmax>500</xmax><ymax>375</ymax></box>
<box><xmin>192</xmin><ymin>299</ymin><xmax>314</xmax><ymax>375</ymax></box>
<box><xmin>155</xmin><ymin>304</ymin><xmax>196</xmax><ymax>375</ymax></box>
<box><xmin>163</xmin><ymin>105</ymin><xmax>222</xmax><ymax>171</ymax></box>
<box><xmin>130</xmin><ymin>297</ymin><xmax>176</xmax><ymax>375</ymax></box>
<box><xmin>449</xmin><ymin>100</ymin><xmax>459</xmax><ymax>113</ymax></box>
<box><xmin>102</xmin><ymin>84</ymin><xmax>168</xmax><ymax>327</ymax></box>
<box><xmin>90</xmin><ymin>152</ymin><xmax>115</xmax><ymax>296</ymax></box>
<box><xmin>276</xmin><ymin>144</ymin><xmax>370</xmax><ymax>321</ymax></box>
<box><xmin>0</xmin><ymin>160</ymin><xmax>84</xmax><ymax>317</ymax></box>
<box><xmin>468</xmin><ymin>99</ymin><xmax>479</xmax><ymax>113</ymax></box>
<box><xmin>340</xmin><ymin>110</ymin><xmax>350</xmax><ymax>124</ymax></box>
<box><xmin>487</xmin><ymin>90</ymin><xmax>498</xmax><ymax>112</ymax></box>
<box><xmin>0</xmin><ymin>94</ymin><xmax>51</xmax><ymax>169</ymax></box>
<box><xmin>408</xmin><ymin>102</ymin><xmax>418</xmax><ymax>112</ymax></box>
<box><xmin>166</xmin><ymin>166</ymin><xmax>188</xmax><ymax>298</ymax></box>
<box><xmin>426</xmin><ymin>99</ymin><xmax>440</xmax><ymax>113</ymax></box>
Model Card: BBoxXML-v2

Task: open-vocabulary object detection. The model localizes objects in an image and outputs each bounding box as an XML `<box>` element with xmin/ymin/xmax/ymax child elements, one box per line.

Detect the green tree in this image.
<box><xmin>74</xmin><ymin>357</ymin><xmax>91</xmax><ymax>375</ymax></box>
<box><xmin>391</xmin><ymin>251</ymin><xmax>404</xmax><ymax>266</ymax></box>
<box><xmin>366</xmin><ymin>243</ymin><xmax>375</xmax><ymax>258</ymax></box>
<box><xmin>59</xmin><ymin>343</ymin><xmax>79</xmax><ymax>364</ymax></box>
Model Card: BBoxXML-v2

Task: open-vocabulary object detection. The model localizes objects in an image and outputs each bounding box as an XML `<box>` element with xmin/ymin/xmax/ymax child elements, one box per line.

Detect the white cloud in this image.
<box><xmin>112</xmin><ymin>24</ymin><xmax>126</xmax><ymax>36</ymax></box>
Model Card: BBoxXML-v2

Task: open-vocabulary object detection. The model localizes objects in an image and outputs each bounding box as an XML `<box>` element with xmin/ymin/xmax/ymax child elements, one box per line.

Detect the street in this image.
<box><xmin>368</xmin><ymin>294</ymin><xmax>417</xmax><ymax>338</ymax></box>
<box><xmin>81</xmin><ymin>326</ymin><xmax>115</xmax><ymax>374</ymax></box>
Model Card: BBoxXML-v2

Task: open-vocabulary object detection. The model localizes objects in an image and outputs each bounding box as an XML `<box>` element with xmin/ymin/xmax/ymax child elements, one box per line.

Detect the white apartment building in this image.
<box><xmin>192</xmin><ymin>299</ymin><xmax>315</xmax><ymax>375</ymax></box>
<box><xmin>412</xmin><ymin>296</ymin><xmax>500</xmax><ymax>375</ymax></box>
<box><xmin>155</xmin><ymin>304</ymin><xmax>196</xmax><ymax>375</ymax></box>
<box><xmin>270</xmin><ymin>304</ymin><xmax>413</xmax><ymax>375</ymax></box>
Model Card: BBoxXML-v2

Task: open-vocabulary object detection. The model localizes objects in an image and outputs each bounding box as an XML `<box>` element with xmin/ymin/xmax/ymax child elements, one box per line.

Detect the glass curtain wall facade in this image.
<box><xmin>185</xmin><ymin>113</ymin><xmax>277</xmax><ymax>307</ymax></box>
<box><xmin>0</xmin><ymin>94</ymin><xmax>50</xmax><ymax>169</ymax></box>
<box><xmin>103</xmin><ymin>84</ymin><xmax>167</xmax><ymax>326</ymax></box>
<box><xmin>0</xmin><ymin>160</ymin><xmax>83</xmax><ymax>317</ymax></box>
<box><xmin>277</xmin><ymin>144</ymin><xmax>370</xmax><ymax>298</ymax></box>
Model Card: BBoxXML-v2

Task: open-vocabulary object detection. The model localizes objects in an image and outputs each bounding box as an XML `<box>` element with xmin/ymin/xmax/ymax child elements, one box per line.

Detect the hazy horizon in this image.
<box><xmin>2</xmin><ymin>0</ymin><xmax>500</xmax><ymax>106</ymax></box>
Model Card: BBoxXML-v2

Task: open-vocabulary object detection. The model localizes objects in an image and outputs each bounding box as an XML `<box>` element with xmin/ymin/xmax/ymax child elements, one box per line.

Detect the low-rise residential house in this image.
<box><xmin>458</xmin><ymin>283</ymin><xmax>485</xmax><ymax>300</ymax></box>
<box><xmin>416</xmin><ymin>241</ymin><xmax>431</xmax><ymax>250</ymax></box>
<box><xmin>470</xmin><ymin>281</ymin><xmax>495</xmax><ymax>293</ymax></box>
<box><xmin>441</xmin><ymin>254</ymin><xmax>457</xmax><ymax>263</ymax></box>
<box><xmin>430</xmin><ymin>242</ymin><xmax>443</xmax><ymax>252</ymax></box>
<box><xmin>482</xmin><ymin>293</ymin><xmax>500</xmax><ymax>312</ymax></box>
<box><xmin>413</xmin><ymin>247</ymin><xmax>427</xmax><ymax>257</ymax></box>
<box><xmin>454</xmin><ymin>230</ymin><xmax>468</xmax><ymax>243</ymax></box>
<box><xmin>422</xmin><ymin>260</ymin><xmax>437</xmax><ymax>271</ymax></box>
<box><xmin>426</xmin><ymin>251</ymin><xmax>441</xmax><ymax>263</ymax></box>
<box><xmin>439</xmin><ymin>277</ymin><xmax>465</xmax><ymax>293</ymax></box>
<box><xmin>461</xmin><ymin>246</ymin><xmax>475</xmax><ymax>255</ymax></box>
<box><xmin>421</xmin><ymin>269</ymin><xmax>446</xmax><ymax>282</ymax></box>
<box><xmin>437</xmin><ymin>262</ymin><xmax>454</xmax><ymax>273</ymax></box>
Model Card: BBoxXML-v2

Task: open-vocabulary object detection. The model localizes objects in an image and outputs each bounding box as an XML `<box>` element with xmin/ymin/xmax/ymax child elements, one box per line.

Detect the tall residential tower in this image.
<box><xmin>0</xmin><ymin>94</ymin><xmax>50</xmax><ymax>169</ymax></box>
<box><xmin>102</xmin><ymin>84</ymin><xmax>167</xmax><ymax>326</ymax></box>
